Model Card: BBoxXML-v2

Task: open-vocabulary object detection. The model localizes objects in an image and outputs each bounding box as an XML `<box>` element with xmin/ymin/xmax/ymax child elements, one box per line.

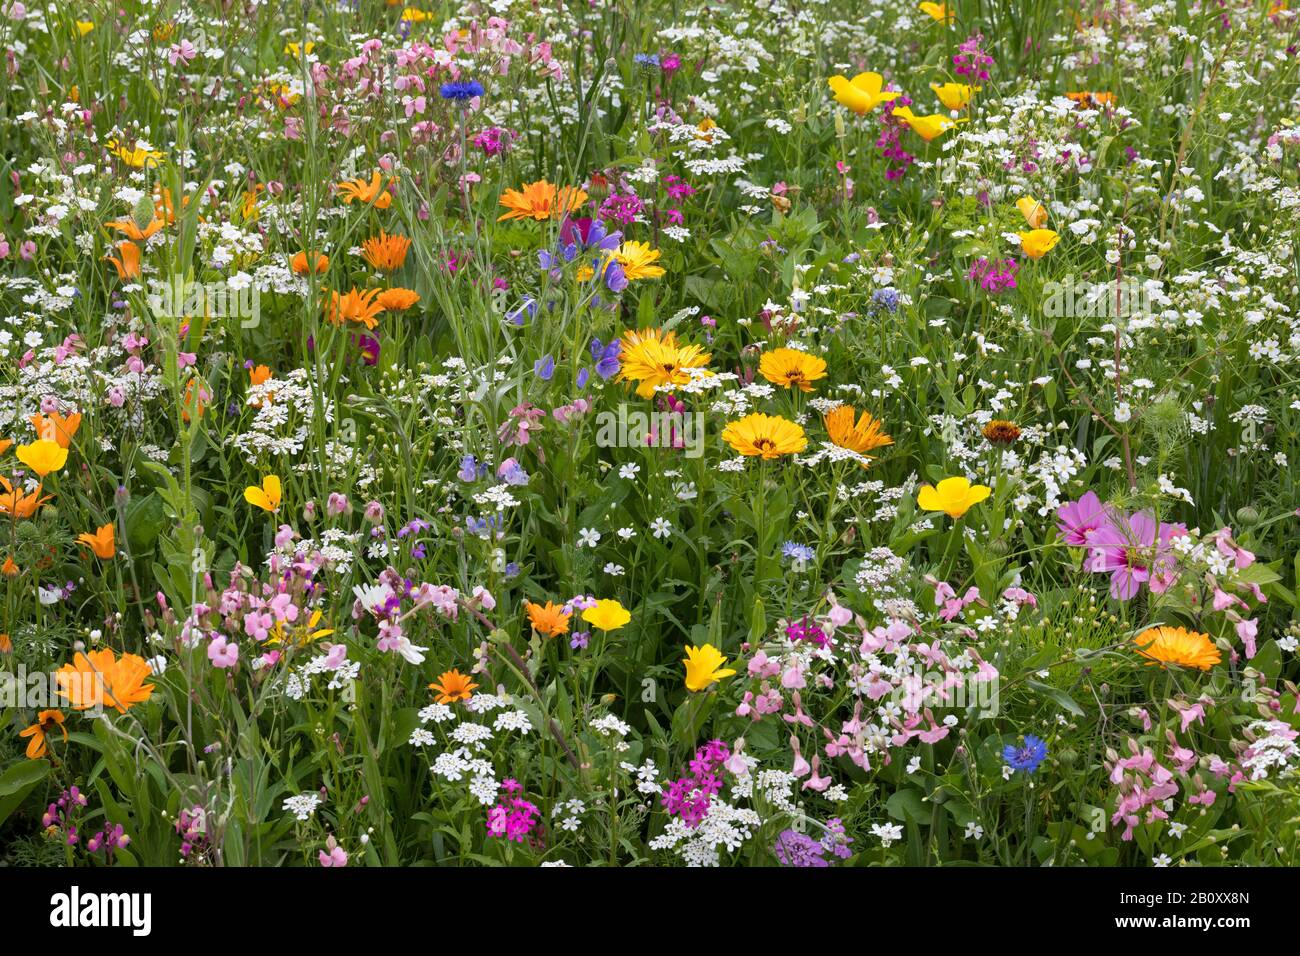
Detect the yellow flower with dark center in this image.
<box><xmin>827</xmin><ymin>72</ymin><xmax>901</xmax><ymax>115</ymax></box>
<box><xmin>429</xmin><ymin>669</ymin><xmax>478</xmax><ymax>704</ymax></box>
<box><xmin>325</xmin><ymin>287</ymin><xmax>386</xmax><ymax>329</ymax></box>
<box><xmin>1133</xmin><ymin>626</ymin><xmax>1221</xmax><ymax>671</ymax></box>
<box><xmin>721</xmin><ymin>413</ymin><xmax>807</xmax><ymax>459</ymax></box>
<box><xmin>525</xmin><ymin>600</ymin><xmax>571</xmax><ymax>637</ymax></box>
<box><xmin>361</xmin><ymin>231</ymin><xmax>412</xmax><ymax>272</ymax></box>
<box><xmin>615</xmin><ymin>328</ymin><xmax>712</xmax><ymax>399</ymax></box>
<box><xmin>336</xmin><ymin>171</ymin><xmax>394</xmax><ymax>209</ymax></box>
<box><xmin>891</xmin><ymin>106</ymin><xmax>966</xmax><ymax>142</ymax></box>
<box><xmin>1018</xmin><ymin>229</ymin><xmax>1060</xmax><ymax>260</ymax></box>
<box><xmin>56</xmin><ymin>648</ymin><xmax>154</xmax><ymax>713</ymax></box>
<box><xmin>19</xmin><ymin>710</ymin><xmax>67</xmax><ymax>759</ymax></box>
<box><xmin>17</xmin><ymin>439</ymin><xmax>68</xmax><ymax>477</ymax></box>
<box><xmin>582</xmin><ymin>599</ymin><xmax>631</xmax><ymax>632</ymax></box>
<box><xmin>497</xmin><ymin>180</ymin><xmax>588</xmax><ymax>222</ymax></box>
<box><xmin>758</xmin><ymin>347</ymin><xmax>827</xmax><ymax>393</ymax></box>
<box><xmin>931</xmin><ymin>82</ymin><xmax>977</xmax><ymax>111</ymax></box>
<box><xmin>376</xmin><ymin>287</ymin><xmax>420</xmax><ymax>312</ymax></box>
<box><xmin>682</xmin><ymin>644</ymin><xmax>736</xmax><ymax>692</ymax></box>
<box><xmin>917</xmin><ymin>476</ymin><xmax>991</xmax><ymax>518</ymax></box>
<box><xmin>1016</xmin><ymin>196</ymin><xmax>1048</xmax><ymax>229</ymax></box>
<box><xmin>244</xmin><ymin>475</ymin><xmax>282</xmax><ymax>513</ymax></box>
<box><xmin>982</xmin><ymin>420</ymin><xmax>1021</xmax><ymax>445</ymax></box>
<box><xmin>824</xmin><ymin>405</ymin><xmax>893</xmax><ymax>457</ymax></box>
<box><xmin>610</xmin><ymin>241</ymin><xmax>665</xmax><ymax>281</ymax></box>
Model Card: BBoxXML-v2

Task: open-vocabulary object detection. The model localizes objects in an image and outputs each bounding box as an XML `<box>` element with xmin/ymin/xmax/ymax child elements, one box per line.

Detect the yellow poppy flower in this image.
<box><xmin>1016</xmin><ymin>197</ymin><xmax>1048</xmax><ymax>229</ymax></box>
<box><xmin>891</xmin><ymin>106</ymin><xmax>966</xmax><ymax>142</ymax></box>
<box><xmin>582</xmin><ymin>599</ymin><xmax>631</xmax><ymax>632</ymax></box>
<box><xmin>918</xmin><ymin>2</ymin><xmax>954</xmax><ymax>22</ymax></box>
<box><xmin>916</xmin><ymin>476</ymin><xmax>991</xmax><ymax>519</ymax></box>
<box><xmin>931</xmin><ymin>82</ymin><xmax>978</xmax><ymax>111</ymax></box>
<box><xmin>16</xmin><ymin>439</ymin><xmax>68</xmax><ymax>477</ymax></box>
<box><xmin>244</xmin><ymin>475</ymin><xmax>282</xmax><ymax>512</ymax></box>
<box><xmin>827</xmin><ymin>72</ymin><xmax>901</xmax><ymax>115</ymax></box>
<box><xmin>1018</xmin><ymin>229</ymin><xmax>1061</xmax><ymax>259</ymax></box>
<box><xmin>682</xmin><ymin>644</ymin><xmax>736</xmax><ymax>692</ymax></box>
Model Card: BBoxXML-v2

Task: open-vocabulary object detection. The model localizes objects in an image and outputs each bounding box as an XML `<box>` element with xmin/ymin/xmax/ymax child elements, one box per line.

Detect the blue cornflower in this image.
<box><xmin>782</xmin><ymin>541</ymin><xmax>816</xmax><ymax>565</ymax></box>
<box><xmin>439</xmin><ymin>80</ymin><xmax>484</xmax><ymax>101</ymax></box>
<box><xmin>871</xmin><ymin>287</ymin><xmax>900</xmax><ymax>313</ymax></box>
<box><xmin>1003</xmin><ymin>735</ymin><xmax>1048</xmax><ymax>773</ymax></box>
<box><xmin>633</xmin><ymin>53</ymin><xmax>661</xmax><ymax>67</ymax></box>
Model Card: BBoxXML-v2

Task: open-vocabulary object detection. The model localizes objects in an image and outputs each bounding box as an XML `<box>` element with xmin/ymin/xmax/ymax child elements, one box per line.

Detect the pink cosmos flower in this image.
<box><xmin>1086</xmin><ymin>510</ymin><xmax>1185</xmax><ymax>600</ymax></box>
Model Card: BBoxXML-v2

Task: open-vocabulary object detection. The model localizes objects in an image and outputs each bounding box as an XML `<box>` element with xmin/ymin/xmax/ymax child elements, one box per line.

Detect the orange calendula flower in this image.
<box><xmin>325</xmin><ymin>287</ymin><xmax>386</xmax><ymax>329</ymax></box>
<box><xmin>497</xmin><ymin>179</ymin><xmax>588</xmax><ymax>222</ymax></box>
<box><xmin>375</xmin><ymin>287</ymin><xmax>420</xmax><ymax>312</ymax></box>
<box><xmin>244</xmin><ymin>475</ymin><xmax>282</xmax><ymax>513</ymax></box>
<box><xmin>361</xmin><ymin>231</ymin><xmax>412</xmax><ymax>272</ymax></box>
<box><xmin>824</xmin><ymin>405</ymin><xmax>893</xmax><ymax>458</ymax></box>
<box><xmin>525</xmin><ymin>600</ymin><xmax>571</xmax><ymax>637</ymax></box>
<box><xmin>758</xmin><ymin>347</ymin><xmax>828</xmax><ymax>392</ymax></box>
<box><xmin>17</xmin><ymin>439</ymin><xmax>68</xmax><ymax>477</ymax></box>
<box><xmin>336</xmin><ymin>171</ymin><xmax>394</xmax><ymax>209</ymax></box>
<box><xmin>0</xmin><ymin>477</ymin><xmax>51</xmax><ymax>519</ymax></box>
<box><xmin>1134</xmin><ymin>626</ymin><xmax>1221</xmax><ymax>671</ymax></box>
<box><xmin>615</xmin><ymin>328</ymin><xmax>712</xmax><ymax>399</ymax></box>
<box><xmin>19</xmin><ymin>709</ymin><xmax>67</xmax><ymax>759</ymax></box>
<box><xmin>1065</xmin><ymin>91</ymin><xmax>1117</xmax><ymax>108</ymax></box>
<box><xmin>0</xmin><ymin>439</ymin><xmax>10</xmax><ymax>455</ymax></box>
<box><xmin>827</xmin><ymin>72</ymin><xmax>901</xmax><ymax>115</ymax></box>
<box><xmin>429</xmin><ymin>669</ymin><xmax>479</xmax><ymax>704</ymax></box>
<box><xmin>0</xmin><ymin>632</ymin><xmax>11</xmax><ymax>653</ymax></box>
<box><xmin>105</xmin><ymin>240</ymin><xmax>141</xmax><ymax>280</ymax></box>
<box><xmin>721</xmin><ymin>413</ymin><xmax>807</xmax><ymax>459</ymax></box>
<box><xmin>291</xmin><ymin>251</ymin><xmax>330</xmax><ymax>275</ymax></box>
<box><xmin>249</xmin><ymin>364</ymin><xmax>273</xmax><ymax>387</ymax></box>
<box><xmin>77</xmin><ymin>523</ymin><xmax>116</xmax><ymax>559</ymax></box>
<box><xmin>30</xmin><ymin>411</ymin><xmax>81</xmax><ymax>449</ymax></box>
<box><xmin>56</xmin><ymin>648</ymin><xmax>155</xmax><ymax>713</ymax></box>
<box><xmin>2</xmin><ymin>557</ymin><xmax>19</xmax><ymax>576</ymax></box>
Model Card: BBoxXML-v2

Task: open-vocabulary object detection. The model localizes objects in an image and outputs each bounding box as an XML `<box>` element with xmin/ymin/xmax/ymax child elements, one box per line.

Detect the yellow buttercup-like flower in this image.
<box><xmin>16</xmin><ymin>439</ymin><xmax>68</xmax><ymax>477</ymax></box>
<box><xmin>582</xmin><ymin>599</ymin><xmax>631</xmax><ymax>632</ymax></box>
<box><xmin>931</xmin><ymin>82</ymin><xmax>977</xmax><ymax>111</ymax></box>
<box><xmin>1016</xmin><ymin>197</ymin><xmax>1048</xmax><ymax>229</ymax></box>
<box><xmin>891</xmin><ymin>106</ymin><xmax>966</xmax><ymax>142</ymax></box>
<box><xmin>682</xmin><ymin>644</ymin><xmax>736</xmax><ymax>692</ymax></box>
<box><xmin>827</xmin><ymin>72</ymin><xmax>901</xmax><ymax>116</ymax></box>
<box><xmin>244</xmin><ymin>475</ymin><xmax>282</xmax><ymax>513</ymax></box>
<box><xmin>1018</xmin><ymin>229</ymin><xmax>1061</xmax><ymax>260</ymax></box>
<box><xmin>1133</xmin><ymin>626</ymin><xmax>1221</xmax><ymax>672</ymax></box>
<box><xmin>758</xmin><ymin>347</ymin><xmax>828</xmax><ymax>393</ymax></box>
<box><xmin>610</xmin><ymin>241</ymin><xmax>665</xmax><ymax>281</ymax></box>
<box><xmin>721</xmin><ymin>413</ymin><xmax>807</xmax><ymax>459</ymax></box>
<box><xmin>917</xmin><ymin>476</ymin><xmax>991</xmax><ymax>519</ymax></box>
<box><xmin>918</xmin><ymin>2</ymin><xmax>954</xmax><ymax>22</ymax></box>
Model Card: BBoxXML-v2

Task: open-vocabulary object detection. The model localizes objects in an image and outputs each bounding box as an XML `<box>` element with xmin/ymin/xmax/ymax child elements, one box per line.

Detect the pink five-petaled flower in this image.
<box><xmin>208</xmin><ymin>635</ymin><xmax>239</xmax><ymax>669</ymax></box>
<box><xmin>1086</xmin><ymin>510</ymin><xmax>1186</xmax><ymax>601</ymax></box>
<box><xmin>1055</xmin><ymin>490</ymin><xmax>1107</xmax><ymax>546</ymax></box>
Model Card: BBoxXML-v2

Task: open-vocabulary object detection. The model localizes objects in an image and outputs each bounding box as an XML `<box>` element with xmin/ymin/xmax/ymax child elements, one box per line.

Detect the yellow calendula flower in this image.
<box><xmin>610</xmin><ymin>241</ymin><xmax>665</xmax><ymax>281</ymax></box>
<box><xmin>1133</xmin><ymin>626</ymin><xmax>1221</xmax><ymax>671</ymax></box>
<box><xmin>721</xmin><ymin>413</ymin><xmax>807</xmax><ymax>459</ymax></box>
<box><xmin>827</xmin><ymin>72</ymin><xmax>901</xmax><ymax>115</ymax></box>
<box><xmin>16</xmin><ymin>439</ymin><xmax>68</xmax><ymax>477</ymax></box>
<box><xmin>582</xmin><ymin>599</ymin><xmax>631</xmax><ymax>632</ymax></box>
<box><xmin>244</xmin><ymin>475</ymin><xmax>282</xmax><ymax>513</ymax></box>
<box><xmin>1018</xmin><ymin>228</ymin><xmax>1060</xmax><ymax>259</ymax></box>
<box><xmin>758</xmin><ymin>347</ymin><xmax>828</xmax><ymax>393</ymax></box>
<box><xmin>917</xmin><ymin>476</ymin><xmax>991</xmax><ymax>519</ymax></box>
<box><xmin>615</xmin><ymin>328</ymin><xmax>712</xmax><ymax>399</ymax></box>
<box><xmin>891</xmin><ymin>106</ymin><xmax>966</xmax><ymax>142</ymax></box>
<box><xmin>1016</xmin><ymin>197</ymin><xmax>1048</xmax><ymax>229</ymax></box>
<box><xmin>682</xmin><ymin>644</ymin><xmax>736</xmax><ymax>692</ymax></box>
<box><xmin>931</xmin><ymin>82</ymin><xmax>978</xmax><ymax>111</ymax></box>
<box><xmin>918</xmin><ymin>2</ymin><xmax>954</xmax><ymax>22</ymax></box>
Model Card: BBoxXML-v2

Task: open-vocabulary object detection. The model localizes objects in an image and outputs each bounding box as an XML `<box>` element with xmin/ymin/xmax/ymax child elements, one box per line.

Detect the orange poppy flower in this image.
<box><xmin>291</xmin><ymin>251</ymin><xmax>330</xmax><ymax>275</ymax></box>
<box><xmin>77</xmin><ymin>523</ymin><xmax>116</xmax><ymax>559</ymax></box>
<box><xmin>30</xmin><ymin>411</ymin><xmax>81</xmax><ymax>449</ymax></box>
<box><xmin>0</xmin><ymin>633</ymin><xmax>11</xmax><ymax>654</ymax></box>
<box><xmin>105</xmin><ymin>217</ymin><xmax>165</xmax><ymax>241</ymax></box>
<box><xmin>428</xmin><ymin>669</ymin><xmax>479</xmax><ymax>704</ymax></box>
<box><xmin>0</xmin><ymin>439</ymin><xmax>11</xmax><ymax>455</ymax></box>
<box><xmin>105</xmin><ymin>241</ymin><xmax>141</xmax><ymax>280</ymax></box>
<box><xmin>18</xmin><ymin>710</ymin><xmax>67</xmax><ymax>759</ymax></box>
<box><xmin>336</xmin><ymin>171</ymin><xmax>394</xmax><ymax>209</ymax></box>
<box><xmin>375</xmin><ymin>287</ymin><xmax>420</xmax><ymax>312</ymax></box>
<box><xmin>361</xmin><ymin>231</ymin><xmax>412</xmax><ymax>272</ymax></box>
